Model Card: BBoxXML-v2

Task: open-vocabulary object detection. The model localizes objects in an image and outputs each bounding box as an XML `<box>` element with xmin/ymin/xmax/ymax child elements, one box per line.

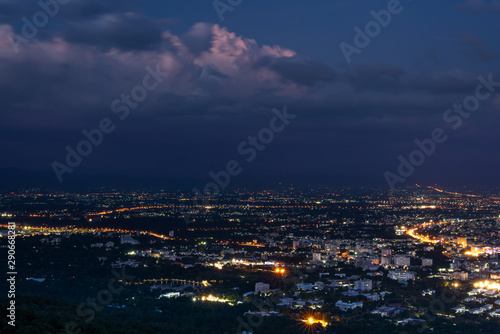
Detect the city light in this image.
<box><xmin>407</xmin><ymin>226</ymin><xmax>441</xmax><ymax>244</ymax></box>
<box><xmin>302</xmin><ymin>317</ymin><xmax>329</xmax><ymax>327</ymax></box>
<box><xmin>465</xmin><ymin>251</ymin><xmax>482</xmax><ymax>257</ymax></box>
<box><xmin>275</xmin><ymin>267</ymin><xmax>285</xmax><ymax>274</ymax></box>
<box><xmin>474</xmin><ymin>280</ymin><xmax>500</xmax><ymax>290</ymax></box>
<box><xmin>4</xmin><ymin>185</ymin><xmax>500</xmax><ymax>332</ymax></box>
<box><xmin>196</xmin><ymin>295</ymin><xmax>231</xmax><ymax>303</ymax></box>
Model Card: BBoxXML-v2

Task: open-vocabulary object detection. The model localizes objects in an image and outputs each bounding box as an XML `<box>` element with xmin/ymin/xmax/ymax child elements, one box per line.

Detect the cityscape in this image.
<box><xmin>1</xmin><ymin>185</ymin><xmax>500</xmax><ymax>333</ymax></box>
<box><xmin>1</xmin><ymin>0</ymin><xmax>500</xmax><ymax>333</ymax></box>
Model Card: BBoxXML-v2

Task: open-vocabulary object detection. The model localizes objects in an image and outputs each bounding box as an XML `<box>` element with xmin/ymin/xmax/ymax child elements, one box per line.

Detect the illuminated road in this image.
<box><xmin>406</xmin><ymin>220</ymin><xmax>449</xmax><ymax>244</ymax></box>
<box><xmin>427</xmin><ymin>186</ymin><xmax>500</xmax><ymax>200</ymax></box>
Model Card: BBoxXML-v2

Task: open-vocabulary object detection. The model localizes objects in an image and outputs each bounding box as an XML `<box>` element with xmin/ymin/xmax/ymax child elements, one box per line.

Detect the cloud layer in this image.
<box><xmin>0</xmin><ymin>0</ymin><xmax>499</xmax><ymax>186</ymax></box>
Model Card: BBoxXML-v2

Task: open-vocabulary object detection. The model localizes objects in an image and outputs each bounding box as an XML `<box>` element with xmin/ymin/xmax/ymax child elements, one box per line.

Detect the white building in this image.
<box><xmin>388</xmin><ymin>270</ymin><xmax>415</xmax><ymax>282</ymax></box>
<box><xmin>362</xmin><ymin>293</ymin><xmax>380</xmax><ymax>301</ymax></box>
<box><xmin>278</xmin><ymin>298</ymin><xmax>293</xmax><ymax>307</ymax></box>
<box><xmin>372</xmin><ymin>306</ymin><xmax>396</xmax><ymax>316</ymax></box>
<box><xmin>120</xmin><ymin>234</ymin><xmax>139</xmax><ymax>245</ymax></box>
<box><xmin>314</xmin><ymin>281</ymin><xmax>325</xmax><ymax>290</ymax></box>
<box><xmin>354</xmin><ymin>279</ymin><xmax>373</xmax><ymax>291</ymax></box>
<box><xmin>451</xmin><ymin>306</ymin><xmax>467</xmax><ymax>313</ymax></box>
<box><xmin>451</xmin><ymin>271</ymin><xmax>468</xmax><ymax>281</ymax></box>
<box><xmin>489</xmin><ymin>309</ymin><xmax>500</xmax><ymax>317</ymax></box>
<box><xmin>393</xmin><ymin>255</ymin><xmax>411</xmax><ymax>267</ymax></box>
<box><xmin>421</xmin><ymin>258</ymin><xmax>433</xmax><ymax>267</ymax></box>
<box><xmin>469</xmin><ymin>305</ymin><xmax>492</xmax><ymax>314</ymax></box>
<box><xmin>335</xmin><ymin>300</ymin><xmax>363</xmax><ymax>311</ymax></box>
<box><xmin>255</xmin><ymin>282</ymin><xmax>270</xmax><ymax>294</ymax></box>
<box><xmin>159</xmin><ymin>292</ymin><xmax>180</xmax><ymax>299</ymax></box>
<box><xmin>296</xmin><ymin>283</ymin><xmax>314</xmax><ymax>291</ymax></box>
<box><xmin>312</xmin><ymin>252</ymin><xmax>322</xmax><ymax>262</ymax></box>
<box><xmin>421</xmin><ymin>289</ymin><xmax>435</xmax><ymax>296</ymax></box>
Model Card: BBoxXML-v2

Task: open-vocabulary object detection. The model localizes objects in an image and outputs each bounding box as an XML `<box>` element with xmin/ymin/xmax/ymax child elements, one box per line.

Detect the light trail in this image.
<box><xmin>427</xmin><ymin>186</ymin><xmax>500</xmax><ymax>200</ymax></box>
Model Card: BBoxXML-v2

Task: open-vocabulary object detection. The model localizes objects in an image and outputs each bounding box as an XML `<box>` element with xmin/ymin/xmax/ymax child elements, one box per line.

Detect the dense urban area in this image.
<box><xmin>1</xmin><ymin>185</ymin><xmax>500</xmax><ymax>333</ymax></box>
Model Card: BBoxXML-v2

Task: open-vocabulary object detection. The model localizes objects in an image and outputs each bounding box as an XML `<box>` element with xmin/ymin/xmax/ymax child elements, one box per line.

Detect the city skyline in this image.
<box><xmin>1</xmin><ymin>1</ymin><xmax>500</xmax><ymax>333</ymax></box>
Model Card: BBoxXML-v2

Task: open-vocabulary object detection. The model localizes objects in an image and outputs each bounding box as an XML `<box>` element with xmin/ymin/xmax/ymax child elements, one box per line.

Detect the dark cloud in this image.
<box><xmin>0</xmin><ymin>0</ymin><xmax>131</xmax><ymax>26</ymax></box>
<box><xmin>181</xmin><ymin>22</ymin><xmax>213</xmax><ymax>55</ymax></box>
<box><xmin>345</xmin><ymin>63</ymin><xmax>406</xmax><ymax>93</ymax></box>
<box><xmin>62</xmin><ymin>13</ymin><xmax>170</xmax><ymax>51</ymax></box>
<box><xmin>0</xmin><ymin>0</ymin><xmax>499</xmax><ymax>185</ymax></box>
<box><xmin>408</xmin><ymin>70</ymin><xmax>481</xmax><ymax>95</ymax></box>
<box><xmin>268</xmin><ymin>56</ymin><xmax>336</xmax><ymax>86</ymax></box>
<box><xmin>61</xmin><ymin>0</ymin><xmax>128</xmax><ymax>20</ymax></box>
<box><xmin>460</xmin><ymin>32</ymin><xmax>497</xmax><ymax>62</ymax></box>
<box><xmin>341</xmin><ymin>63</ymin><xmax>485</xmax><ymax>97</ymax></box>
<box><xmin>201</xmin><ymin>63</ymin><xmax>230</xmax><ymax>79</ymax></box>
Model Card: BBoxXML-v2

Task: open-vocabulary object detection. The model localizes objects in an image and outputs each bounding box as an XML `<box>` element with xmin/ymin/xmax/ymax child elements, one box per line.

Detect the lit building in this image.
<box><xmin>381</xmin><ymin>248</ymin><xmax>392</xmax><ymax>257</ymax></box>
<box><xmin>393</xmin><ymin>255</ymin><xmax>411</xmax><ymax>267</ymax></box>
<box><xmin>388</xmin><ymin>270</ymin><xmax>416</xmax><ymax>282</ymax></box>
<box><xmin>335</xmin><ymin>300</ymin><xmax>363</xmax><ymax>311</ymax></box>
<box><xmin>120</xmin><ymin>234</ymin><xmax>140</xmax><ymax>245</ymax></box>
<box><xmin>355</xmin><ymin>279</ymin><xmax>373</xmax><ymax>291</ymax></box>
<box><xmin>421</xmin><ymin>258</ymin><xmax>433</xmax><ymax>267</ymax></box>
<box><xmin>394</xmin><ymin>226</ymin><xmax>406</xmax><ymax>236</ymax></box>
<box><xmin>452</xmin><ymin>271</ymin><xmax>468</xmax><ymax>281</ymax></box>
<box><xmin>159</xmin><ymin>292</ymin><xmax>180</xmax><ymax>299</ymax></box>
<box><xmin>296</xmin><ymin>283</ymin><xmax>314</xmax><ymax>291</ymax></box>
<box><xmin>255</xmin><ymin>282</ymin><xmax>270</xmax><ymax>294</ymax></box>
<box><xmin>312</xmin><ymin>252</ymin><xmax>322</xmax><ymax>262</ymax></box>
<box><xmin>457</xmin><ymin>237</ymin><xmax>467</xmax><ymax>247</ymax></box>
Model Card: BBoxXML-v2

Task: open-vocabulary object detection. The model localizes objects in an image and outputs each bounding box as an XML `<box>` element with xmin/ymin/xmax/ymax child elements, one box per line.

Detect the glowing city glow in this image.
<box><xmin>195</xmin><ymin>295</ymin><xmax>232</xmax><ymax>303</ymax></box>
<box><xmin>474</xmin><ymin>280</ymin><xmax>500</xmax><ymax>290</ymax></box>
<box><xmin>302</xmin><ymin>317</ymin><xmax>329</xmax><ymax>327</ymax></box>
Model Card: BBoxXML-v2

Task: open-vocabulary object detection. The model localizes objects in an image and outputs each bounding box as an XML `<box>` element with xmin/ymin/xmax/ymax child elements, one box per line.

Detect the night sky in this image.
<box><xmin>1</xmin><ymin>0</ymin><xmax>499</xmax><ymax>187</ymax></box>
